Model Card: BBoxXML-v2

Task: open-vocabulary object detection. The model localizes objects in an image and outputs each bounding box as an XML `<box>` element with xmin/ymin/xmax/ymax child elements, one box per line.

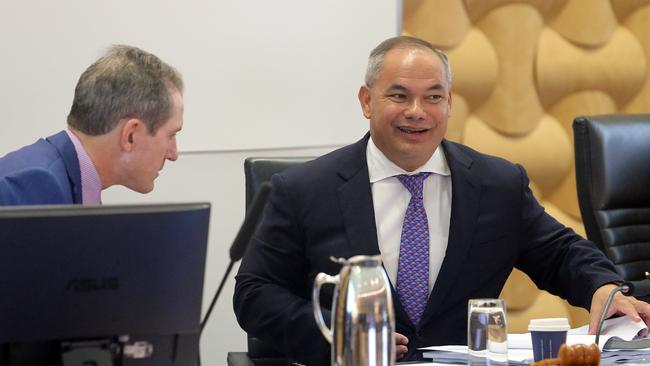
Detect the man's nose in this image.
<box><xmin>166</xmin><ymin>139</ymin><xmax>178</xmax><ymax>161</ymax></box>
<box><xmin>403</xmin><ymin>99</ymin><xmax>426</xmax><ymax>120</ymax></box>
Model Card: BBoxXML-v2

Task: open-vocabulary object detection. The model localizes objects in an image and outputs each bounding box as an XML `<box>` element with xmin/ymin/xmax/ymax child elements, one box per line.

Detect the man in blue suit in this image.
<box><xmin>233</xmin><ymin>36</ymin><xmax>650</xmax><ymax>364</ymax></box>
<box><xmin>0</xmin><ymin>45</ymin><xmax>184</xmax><ymax>205</ymax></box>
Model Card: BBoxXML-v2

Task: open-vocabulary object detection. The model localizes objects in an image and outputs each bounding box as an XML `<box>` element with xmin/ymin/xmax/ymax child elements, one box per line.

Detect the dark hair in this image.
<box><xmin>67</xmin><ymin>45</ymin><xmax>183</xmax><ymax>135</ymax></box>
<box><xmin>365</xmin><ymin>35</ymin><xmax>451</xmax><ymax>87</ymax></box>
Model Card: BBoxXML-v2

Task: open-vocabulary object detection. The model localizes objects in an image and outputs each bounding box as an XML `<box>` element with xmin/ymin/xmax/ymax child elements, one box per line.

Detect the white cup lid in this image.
<box><xmin>528</xmin><ymin>317</ymin><xmax>570</xmax><ymax>331</ymax></box>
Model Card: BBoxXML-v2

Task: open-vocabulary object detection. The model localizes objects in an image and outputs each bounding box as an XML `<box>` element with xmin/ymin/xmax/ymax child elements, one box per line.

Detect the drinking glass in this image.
<box><xmin>467</xmin><ymin>298</ymin><xmax>508</xmax><ymax>366</ymax></box>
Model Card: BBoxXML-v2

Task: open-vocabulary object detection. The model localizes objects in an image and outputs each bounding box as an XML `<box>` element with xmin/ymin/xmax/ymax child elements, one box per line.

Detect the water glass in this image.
<box><xmin>467</xmin><ymin>298</ymin><xmax>508</xmax><ymax>366</ymax></box>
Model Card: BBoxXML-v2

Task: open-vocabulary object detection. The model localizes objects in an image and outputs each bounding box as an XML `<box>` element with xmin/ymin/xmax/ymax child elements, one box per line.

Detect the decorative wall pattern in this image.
<box><xmin>403</xmin><ymin>0</ymin><xmax>650</xmax><ymax>331</ymax></box>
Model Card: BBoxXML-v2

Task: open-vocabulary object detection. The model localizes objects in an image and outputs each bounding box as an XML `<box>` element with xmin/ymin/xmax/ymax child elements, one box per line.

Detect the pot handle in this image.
<box><xmin>312</xmin><ymin>272</ymin><xmax>339</xmax><ymax>344</ymax></box>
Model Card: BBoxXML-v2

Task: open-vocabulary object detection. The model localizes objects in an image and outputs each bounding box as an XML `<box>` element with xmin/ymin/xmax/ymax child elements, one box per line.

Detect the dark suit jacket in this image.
<box><xmin>234</xmin><ymin>135</ymin><xmax>621</xmax><ymax>365</ymax></box>
<box><xmin>0</xmin><ymin>131</ymin><xmax>82</xmax><ymax>205</ymax></box>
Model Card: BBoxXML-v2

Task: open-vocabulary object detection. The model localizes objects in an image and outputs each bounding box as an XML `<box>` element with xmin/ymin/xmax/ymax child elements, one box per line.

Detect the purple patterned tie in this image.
<box><xmin>396</xmin><ymin>172</ymin><xmax>431</xmax><ymax>326</ymax></box>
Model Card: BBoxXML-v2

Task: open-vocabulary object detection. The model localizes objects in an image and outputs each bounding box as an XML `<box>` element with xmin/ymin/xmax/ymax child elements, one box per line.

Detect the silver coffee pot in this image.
<box><xmin>313</xmin><ymin>255</ymin><xmax>395</xmax><ymax>366</ymax></box>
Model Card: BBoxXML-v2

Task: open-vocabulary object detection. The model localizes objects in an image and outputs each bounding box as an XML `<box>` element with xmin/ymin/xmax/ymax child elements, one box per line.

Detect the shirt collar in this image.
<box><xmin>66</xmin><ymin>129</ymin><xmax>102</xmax><ymax>204</ymax></box>
<box><xmin>367</xmin><ymin>136</ymin><xmax>451</xmax><ymax>183</ymax></box>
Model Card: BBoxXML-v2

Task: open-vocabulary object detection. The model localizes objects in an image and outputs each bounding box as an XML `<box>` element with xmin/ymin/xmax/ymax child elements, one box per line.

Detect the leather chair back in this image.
<box><xmin>243</xmin><ymin>157</ymin><xmax>312</xmax><ymax>361</ymax></box>
<box><xmin>573</xmin><ymin>115</ymin><xmax>650</xmax><ymax>283</ymax></box>
<box><xmin>245</xmin><ymin>157</ymin><xmax>312</xmax><ymax>209</ymax></box>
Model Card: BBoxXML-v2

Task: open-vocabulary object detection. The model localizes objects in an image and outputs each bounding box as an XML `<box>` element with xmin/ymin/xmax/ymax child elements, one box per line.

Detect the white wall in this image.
<box><xmin>0</xmin><ymin>0</ymin><xmax>399</xmax><ymax>153</ymax></box>
<box><xmin>1</xmin><ymin>0</ymin><xmax>400</xmax><ymax>364</ymax></box>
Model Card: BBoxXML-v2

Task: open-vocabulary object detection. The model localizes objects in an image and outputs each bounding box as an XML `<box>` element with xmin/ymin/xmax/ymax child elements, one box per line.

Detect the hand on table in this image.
<box><xmin>588</xmin><ymin>283</ymin><xmax>650</xmax><ymax>334</ymax></box>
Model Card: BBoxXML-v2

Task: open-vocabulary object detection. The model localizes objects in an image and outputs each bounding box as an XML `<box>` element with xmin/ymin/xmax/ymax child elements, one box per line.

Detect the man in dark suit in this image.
<box><xmin>0</xmin><ymin>45</ymin><xmax>184</xmax><ymax>205</ymax></box>
<box><xmin>233</xmin><ymin>36</ymin><xmax>650</xmax><ymax>364</ymax></box>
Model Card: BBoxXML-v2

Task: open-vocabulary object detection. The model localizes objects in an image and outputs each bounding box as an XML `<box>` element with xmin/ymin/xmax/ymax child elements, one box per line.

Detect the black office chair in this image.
<box><xmin>573</xmin><ymin>115</ymin><xmax>650</xmax><ymax>294</ymax></box>
<box><xmin>244</xmin><ymin>157</ymin><xmax>312</xmax><ymax>209</ymax></box>
<box><xmin>228</xmin><ymin>157</ymin><xmax>312</xmax><ymax>366</ymax></box>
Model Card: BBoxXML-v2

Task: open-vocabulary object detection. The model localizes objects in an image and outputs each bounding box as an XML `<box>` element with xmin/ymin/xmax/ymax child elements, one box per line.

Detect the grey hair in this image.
<box><xmin>67</xmin><ymin>44</ymin><xmax>184</xmax><ymax>136</ymax></box>
<box><xmin>364</xmin><ymin>35</ymin><xmax>451</xmax><ymax>87</ymax></box>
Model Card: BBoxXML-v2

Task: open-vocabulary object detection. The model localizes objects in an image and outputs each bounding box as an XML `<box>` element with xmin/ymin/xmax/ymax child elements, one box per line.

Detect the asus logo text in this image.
<box><xmin>66</xmin><ymin>277</ymin><xmax>120</xmax><ymax>292</ymax></box>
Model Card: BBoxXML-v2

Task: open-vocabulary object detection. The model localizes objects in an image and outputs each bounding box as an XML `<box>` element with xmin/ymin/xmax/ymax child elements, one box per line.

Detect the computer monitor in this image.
<box><xmin>0</xmin><ymin>202</ymin><xmax>210</xmax><ymax>366</ymax></box>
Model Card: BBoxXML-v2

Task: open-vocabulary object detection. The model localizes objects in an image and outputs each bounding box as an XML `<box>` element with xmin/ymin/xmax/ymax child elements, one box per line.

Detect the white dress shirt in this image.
<box><xmin>367</xmin><ymin>137</ymin><xmax>452</xmax><ymax>293</ymax></box>
<box><xmin>66</xmin><ymin>130</ymin><xmax>102</xmax><ymax>204</ymax></box>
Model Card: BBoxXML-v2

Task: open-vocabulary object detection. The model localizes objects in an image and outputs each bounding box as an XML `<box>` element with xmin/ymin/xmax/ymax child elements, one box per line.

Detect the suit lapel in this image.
<box><xmin>337</xmin><ymin>135</ymin><xmax>381</xmax><ymax>257</ymax></box>
<box><xmin>420</xmin><ymin>140</ymin><xmax>480</xmax><ymax>327</ymax></box>
<box><xmin>47</xmin><ymin>131</ymin><xmax>83</xmax><ymax>204</ymax></box>
<box><xmin>336</xmin><ymin>140</ymin><xmax>415</xmax><ymax>328</ymax></box>
<box><xmin>335</xmin><ymin>137</ymin><xmax>481</xmax><ymax>329</ymax></box>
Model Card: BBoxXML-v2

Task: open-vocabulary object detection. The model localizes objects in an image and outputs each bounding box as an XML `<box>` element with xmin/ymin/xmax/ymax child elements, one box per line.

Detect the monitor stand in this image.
<box><xmin>61</xmin><ymin>337</ymin><xmax>154</xmax><ymax>366</ymax></box>
<box><xmin>61</xmin><ymin>339</ymin><xmax>117</xmax><ymax>366</ymax></box>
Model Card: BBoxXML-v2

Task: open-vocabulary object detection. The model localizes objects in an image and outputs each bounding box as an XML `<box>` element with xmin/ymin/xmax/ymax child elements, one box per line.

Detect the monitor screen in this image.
<box><xmin>0</xmin><ymin>202</ymin><xmax>210</xmax><ymax>366</ymax></box>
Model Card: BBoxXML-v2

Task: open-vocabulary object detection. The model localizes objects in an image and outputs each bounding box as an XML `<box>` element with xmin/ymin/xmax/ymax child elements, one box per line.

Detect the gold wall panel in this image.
<box><xmin>463</xmin><ymin>0</ymin><xmax>566</xmax><ymax>22</ymax></box>
<box><xmin>403</xmin><ymin>0</ymin><xmax>650</xmax><ymax>331</ymax></box>
<box><xmin>446</xmin><ymin>93</ymin><xmax>469</xmax><ymax>143</ymax></box>
<box><xmin>463</xmin><ymin>115</ymin><xmax>572</xmax><ymax>192</ymax></box>
<box><xmin>536</xmin><ymin>27</ymin><xmax>646</xmax><ymax>108</ymax></box>
<box><xmin>548</xmin><ymin>0</ymin><xmax>617</xmax><ymax>47</ymax></box>
<box><xmin>403</xmin><ymin>0</ymin><xmax>470</xmax><ymax>48</ymax></box>
<box><xmin>475</xmin><ymin>4</ymin><xmax>545</xmax><ymax>135</ymax></box>
<box><xmin>446</xmin><ymin>28</ymin><xmax>498</xmax><ymax>108</ymax></box>
<box><xmin>611</xmin><ymin>0</ymin><xmax>650</xmax><ymax>20</ymax></box>
<box><xmin>546</xmin><ymin>91</ymin><xmax>617</xmax><ymax>219</ymax></box>
<box><xmin>623</xmin><ymin>5</ymin><xmax>650</xmax><ymax>112</ymax></box>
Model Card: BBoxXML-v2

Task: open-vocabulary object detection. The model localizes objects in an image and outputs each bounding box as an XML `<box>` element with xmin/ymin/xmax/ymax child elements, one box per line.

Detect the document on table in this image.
<box><xmin>420</xmin><ymin>317</ymin><xmax>650</xmax><ymax>365</ymax></box>
<box><xmin>419</xmin><ymin>345</ymin><xmax>532</xmax><ymax>365</ymax></box>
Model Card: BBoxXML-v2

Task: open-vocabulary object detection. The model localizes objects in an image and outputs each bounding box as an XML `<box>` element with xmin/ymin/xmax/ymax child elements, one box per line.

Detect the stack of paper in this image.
<box><xmin>421</xmin><ymin>345</ymin><xmax>532</xmax><ymax>365</ymax></box>
<box><xmin>420</xmin><ymin>317</ymin><xmax>650</xmax><ymax>365</ymax></box>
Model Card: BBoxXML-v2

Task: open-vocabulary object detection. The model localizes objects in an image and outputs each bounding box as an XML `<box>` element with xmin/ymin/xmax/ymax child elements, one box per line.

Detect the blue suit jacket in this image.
<box><xmin>0</xmin><ymin>131</ymin><xmax>82</xmax><ymax>205</ymax></box>
<box><xmin>234</xmin><ymin>135</ymin><xmax>622</xmax><ymax>365</ymax></box>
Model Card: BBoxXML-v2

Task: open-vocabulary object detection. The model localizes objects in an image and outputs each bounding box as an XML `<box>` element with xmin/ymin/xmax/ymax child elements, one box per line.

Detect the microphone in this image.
<box><xmin>621</xmin><ymin>279</ymin><xmax>650</xmax><ymax>298</ymax></box>
<box><xmin>200</xmin><ymin>182</ymin><xmax>273</xmax><ymax>333</ymax></box>
<box><xmin>595</xmin><ymin>272</ymin><xmax>650</xmax><ymax>346</ymax></box>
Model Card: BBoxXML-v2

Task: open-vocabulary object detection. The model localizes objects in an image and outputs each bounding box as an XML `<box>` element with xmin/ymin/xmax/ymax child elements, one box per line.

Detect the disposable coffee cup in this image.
<box><xmin>528</xmin><ymin>318</ymin><xmax>570</xmax><ymax>361</ymax></box>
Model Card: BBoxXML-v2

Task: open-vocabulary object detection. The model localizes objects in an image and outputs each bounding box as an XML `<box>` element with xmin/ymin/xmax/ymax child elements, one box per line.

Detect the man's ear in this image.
<box><xmin>119</xmin><ymin>119</ymin><xmax>141</xmax><ymax>152</ymax></box>
<box><xmin>358</xmin><ymin>85</ymin><xmax>372</xmax><ymax>119</ymax></box>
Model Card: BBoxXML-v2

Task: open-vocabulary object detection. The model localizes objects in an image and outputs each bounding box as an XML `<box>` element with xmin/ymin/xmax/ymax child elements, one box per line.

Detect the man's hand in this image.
<box><xmin>396</xmin><ymin>332</ymin><xmax>408</xmax><ymax>360</ymax></box>
<box><xmin>588</xmin><ymin>283</ymin><xmax>650</xmax><ymax>334</ymax></box>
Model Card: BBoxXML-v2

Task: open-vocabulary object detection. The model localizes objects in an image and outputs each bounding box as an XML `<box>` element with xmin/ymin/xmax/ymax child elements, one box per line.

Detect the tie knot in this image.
<box><xmin>396</xmin><ymin>172</ymin><xmax>431</xmax><ymax>199</ymax></box>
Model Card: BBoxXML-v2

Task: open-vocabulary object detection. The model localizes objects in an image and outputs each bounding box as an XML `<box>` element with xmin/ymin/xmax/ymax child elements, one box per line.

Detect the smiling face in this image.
<box><xmin>120</xmin><ymin>89</ymin><xmax>183</xmax><ymax>193</ymax></box>
<box><xmin>358</xmin><ymin>47</ymin><xmax>452</xmax><ymax>172</ymax></box>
